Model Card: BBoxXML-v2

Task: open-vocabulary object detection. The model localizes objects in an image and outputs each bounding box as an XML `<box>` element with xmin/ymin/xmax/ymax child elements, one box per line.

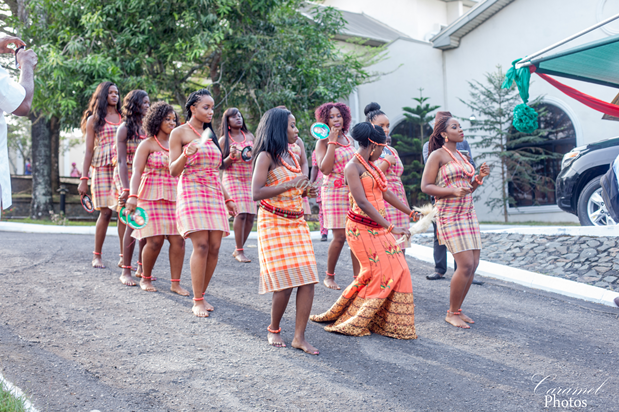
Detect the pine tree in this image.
<box><xmin>460</xmin><ymin>66</ymin><xmax>561</xmax><ymax>222</ymax></box>
<box><xmin>393</xmin><ymin>89</ymin><xmax>439</xmax><ymax>206</ymax></box>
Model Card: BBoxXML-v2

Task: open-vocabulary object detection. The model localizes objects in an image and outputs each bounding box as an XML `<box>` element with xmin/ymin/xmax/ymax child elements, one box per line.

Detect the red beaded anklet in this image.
<box><xmin>141</xmin><ymin>276</ymin><xmax>152</xmax><ymax>280</ymax></box>
<box><xmin>326</xmin><ymin>272</ymin><xmax>335</xmax><ymax>277</ymax></box>
<box><xmin>93</xmin><ymin>251</ymin><xmax>101</xmax><ymax>255</ymax></box>
<box><xmin>193</xmin><ymin>297</ymin><xmax>204</xmax><ymax>301</ymax></box>
<box><xmin>170</xmin><ymin>279</ymin><xmax>181</xmax><ymax>282</ymax></box>
<box><xmin>121</xmin><ymin>265</ymin><xmax>132</xmax><ymax>269</ymax></box>
<box><xmin>267</xmin><ymin>326</ymin><xmax>281</xmax><ymax>334</ymax></box>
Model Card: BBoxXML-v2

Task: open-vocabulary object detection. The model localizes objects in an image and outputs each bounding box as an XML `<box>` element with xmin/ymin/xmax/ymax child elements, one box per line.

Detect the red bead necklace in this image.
<box><xmin>328</xmin><ymin>133</ymin><xmax>352</xmax><ymax>147</ymax></box>
<box><xmin>230</xmin><ymin>130</ymin><xmax>247</xmax><ymax>146</ymax></box>
<box><xmin>153</xmin><ymin>136</ymin><xmax>169</xmax><ymax>152</ymax></box>
<box><xmin>279</xmin><ymin>150</ymin><xmax>301</xmax><ymax>173</ymax></box>
<box><xmin>187</xmin><ymin>122</ymin><xmax>204</xmax><ymax>139</ymax></box>
<box><xmin>442</xmin><ymin>146</ymin><xmax>475</xmax><ymax>177</ymax></box>
<box><xmin>105</xmin><ymin>110</ymin><xmax>122</xmax><ymax>126</ymax></box>
<box><xmin>354</xmin><ymin>153</ymin><xmax>388</xmax><ymax>192</ymax></box>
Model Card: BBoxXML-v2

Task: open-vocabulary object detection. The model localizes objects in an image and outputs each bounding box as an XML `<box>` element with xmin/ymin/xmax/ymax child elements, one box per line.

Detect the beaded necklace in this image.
<box><xmin>328</xmin><ymin>133</ymin><xmax>352</xmax><ymax>148</ymax></box>
<box><xmin>230</xmin><ymin>130</ymin><xmax>247</xmax><ymax>146</ymax></box>
<box><xmin>187</xmin><ymin>122</ymin><xmax>204</xmax><ymax>139</ymax></box>
<box><xmin>104</xmin><ymin>110</ymin><xmax>122</xmax><ymax>126</ymax></box>
<box><xmin>354</xmin><ymin>153</ymin><xmax>388</xmax><ymax>192</ymax></box>
<box><xmin>153</xmin><ymin>136</ymin><xmax>169</xmax><ymax>152</ymax></box>
<box><xmin>442</xmin><ymin>146</ymin><xmax>474</xmax><ymax>177</ymax></box>
<box><xmin>279</xmin><ymin>150</ymin><xmax>301</xmax><ymax>173</ymax></box>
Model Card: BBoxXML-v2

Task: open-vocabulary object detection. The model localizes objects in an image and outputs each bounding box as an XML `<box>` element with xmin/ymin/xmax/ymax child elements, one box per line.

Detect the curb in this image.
<box><xmin>0</xmin><ymin>222</ymin><xmax>327</xmax><ymax>240</ymax></box>
<box><xmin>0</xmin><ymin>372</ymin><xmax>38</xmax><ymax>412</ymax></box>
<box><xmin>405</xmin><ymin>244</ymin><xmax>619</xmax><ymax>308</ymax></box>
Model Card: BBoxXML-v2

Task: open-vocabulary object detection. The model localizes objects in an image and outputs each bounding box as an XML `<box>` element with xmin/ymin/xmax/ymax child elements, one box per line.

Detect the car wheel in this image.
<box><xmin>577</xmin><ymin>177</ymin><xmax>617</xmax><ymax>226</ymax></box>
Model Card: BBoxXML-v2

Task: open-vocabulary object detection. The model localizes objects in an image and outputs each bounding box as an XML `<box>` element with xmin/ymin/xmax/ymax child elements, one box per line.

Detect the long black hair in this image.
<box><xmin>122</xmin><ymin>90</ymin><xmax>148</xmax><ymax>140</ymax></box>
<box><xmin>364</xmin><ymin>102</ymin><xmax>385</xmax><ymax>123</ymax></box>
<box><xmin>81</xmin><ymin>81</ymin><xmax>121</xmax><ymax>135</ymax></box>
<box><xmin>185</xmin><ymin>88</ymin><xmax>223</xmax><ymax>161</ymax></box>
<box><xmin>219</xmin><ymin>107</ymin><xmax>249</xmax><ymax>160</ymax></box>
<box><xmin>252</xmin><ymin>107</ymin><xmax>291</xmax><ymax>171</ymax></box>
<box><xmin>428</xmin><ymin>111</ymin><xmax>454</xmax><ymax>155</ymax></box>
<box><xmin>350</xmin><ymin>122</ymin><xmax>386</xmax><ymax>148</ymax></box>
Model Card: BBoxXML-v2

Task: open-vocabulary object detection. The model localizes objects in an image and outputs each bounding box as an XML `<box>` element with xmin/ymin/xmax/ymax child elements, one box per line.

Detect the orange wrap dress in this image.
<box><xmin>310</xmin><ymin>170</ymin><xmax>417</xmax><ymax>340</ymax></box>
<box><xmin>257</xmin><ymin>164</ymin><xmax>319</xmax><ymax>294</ymax></box>
<box><xmin>90</xmin><ymin>119</ymin><xmax>120</xmax><ymax>210</ymax></box>
<box><xmin>289</xmin><ymin>142</ymin><xmax>311</xmax><ymax>215</ymax></box>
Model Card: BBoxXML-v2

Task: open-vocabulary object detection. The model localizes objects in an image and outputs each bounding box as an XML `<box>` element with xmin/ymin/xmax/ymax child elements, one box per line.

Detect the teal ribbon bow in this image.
<box><xmin>502</xmin><ymin>58</ymin><xmax>531</xmax><ymax>104</ymax></box>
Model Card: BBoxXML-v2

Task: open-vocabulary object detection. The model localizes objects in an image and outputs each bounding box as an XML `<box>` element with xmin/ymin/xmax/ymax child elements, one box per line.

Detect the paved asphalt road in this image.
<box><xmin>1</xmin><ymin>232</ymin><xmax>618</xmax><ymax>411</ymax></box>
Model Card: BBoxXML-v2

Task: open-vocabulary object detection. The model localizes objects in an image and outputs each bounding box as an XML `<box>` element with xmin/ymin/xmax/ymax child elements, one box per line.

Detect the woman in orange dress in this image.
<box><xmin>125</xmin><ymin>101</ymin><xmax>188</xmax><ymax>296</ymax></box>
<box><xmin>252</xmin><ymin>107</ymin><xmax>319</xmax><ymax>355</ymax></box>
<box><xmin>288</xmin><ymin>138</ymin><xmax>311</xmax><ymax>217</ymax></box>
<box><xmin>365</xmin><ymin>102</ymin><xmax>412</xmax><ymax>248</ymax></box>
<box><xmin>115</xmin><ymin>90</ymin><xmax>149</xmax><ymax>285</ymax></box>
<box><xmin>77</xmin><ymin>82</ymin><xmax>121</xmax><ymax>269</ymax></box>
<box><xmin>169</xmin><ymin>89</ymin><xmax>237</xmax><ymax>318</ymax></box>
<box><xmin>421</xmin><ymin>115</ymin><xmax>490</xmax><ymax>329</ymax></box>
<box><xmin>314</xmin><ymin>102</ymin><xmax>359</xmax><ymax>290</ymax></box>
<box><xmin>219</xmin><ymin>107</ymin><xmax>256</xmax><ymax>263</ymax></box>
<box><xmin>311</xmin><ymin>122</ymin><xmax>419</xmax><ymax>339</ymax></box>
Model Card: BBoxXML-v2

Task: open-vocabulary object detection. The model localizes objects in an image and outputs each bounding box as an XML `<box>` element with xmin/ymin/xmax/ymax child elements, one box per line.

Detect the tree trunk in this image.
<box><xmin>29</xmin><ymin>111</ymin><xmax>54</xmax><ymax>219</ymax></box>
<box><xmin>210</xmin><ymin>52</ymin><xmax>222</xmax><ymax>134</ymax></box>
<box><xmin>50</xmin><ymin>116</ymin><xmax>60</xmax><ymax>193</ymax></box>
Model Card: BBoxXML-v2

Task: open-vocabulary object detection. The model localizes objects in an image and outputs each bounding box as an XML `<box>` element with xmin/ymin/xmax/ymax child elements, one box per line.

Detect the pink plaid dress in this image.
<box><xmin>222</xmin><ymin>139</ymin><xmax>256</xmax><ymax>215</ymax></box>
<box><xmin>312</xmin><ymin>151</ymin><xmax>327</xmax><ymax>236</ymax></box>
<box><xmin>113</xmin><ymin>136</ymin><xmax>144</xmax><ymax>199</ymax></box>
<box><xmin>90</xmin><ymin>120</ymin><xmax>119</xmax><ymax>210</ymax></box>
<box><xmin>377</xmin><ymin>147</ymin><xmax>410</xmax><ymax>246</ymax></box>
<box><xmin>176</xmin><ymin>139</ymin><xmax>230</xmax><ymax>238</ymax></box>
<box><xmin>132</xmin><ymin>151</ymin><xmax>179</xmax><ymax>240</ymax></box>
<box><xmin>435</xmin><ymin>160</ymin><xmax>481</xmax><ymax>254</ymax></box>
<box><xmin>320</xmin><ymin>140</ymin><xmax>355</xmax><ymax>229</ymax></box>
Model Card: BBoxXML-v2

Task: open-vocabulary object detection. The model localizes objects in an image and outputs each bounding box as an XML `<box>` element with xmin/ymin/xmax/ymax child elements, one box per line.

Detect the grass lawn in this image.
<box><xmin>5</xmin><ymin>217</ymin><xmax>115</xmax><ymax>227</ymax></box>
<box><xmin>479</xmin><ymin>221</ymin><xmax>580</xmax><ymax>226</ymax></box>
<box><xmin>0</xmin><ymin>379</ymin><xmax>29</xmax><ymax>412</ymax></box>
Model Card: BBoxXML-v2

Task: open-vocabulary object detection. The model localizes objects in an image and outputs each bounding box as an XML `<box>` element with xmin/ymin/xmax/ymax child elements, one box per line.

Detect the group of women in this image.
<box><xmin>78</xmin><ymin>81</ymin><xmax>490</xmax><ymax>355</ymax></box>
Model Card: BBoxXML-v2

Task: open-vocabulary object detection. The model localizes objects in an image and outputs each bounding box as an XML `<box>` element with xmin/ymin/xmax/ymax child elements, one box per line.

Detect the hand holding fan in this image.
<box><xmin>81</xmin><ymin>194</ymin><xmax>94</xmax><ymax>213</ymax></box>
<box><xmin>310</xmin><ymin>122</ymin><xmax>330</xmax><ymax>140</ymax></box>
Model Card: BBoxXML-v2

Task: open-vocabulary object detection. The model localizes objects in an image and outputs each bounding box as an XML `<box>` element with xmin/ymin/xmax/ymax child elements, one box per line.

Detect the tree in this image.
<box><xmin>11</xmin><ymin>0</ymin><xmax>375</xmax><ymax>218</ymax></box>
<box><xmin>460</xmin><ymin>66</ymin><xmax>561</xmax><ymax>222</ymax></box>
<box><xmin>393</xmin><ymin>89</ymin><xmax>439</xmax><ymax>206</ymax></box>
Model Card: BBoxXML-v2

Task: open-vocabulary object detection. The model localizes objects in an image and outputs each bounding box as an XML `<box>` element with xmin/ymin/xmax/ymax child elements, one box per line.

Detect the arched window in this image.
<box><xmin>508</xmin><ymin>103</ymin><xmax>577</xmax><ymax>207</ymax></box>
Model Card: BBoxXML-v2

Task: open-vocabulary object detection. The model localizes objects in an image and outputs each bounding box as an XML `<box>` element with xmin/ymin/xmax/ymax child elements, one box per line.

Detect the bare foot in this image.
<box><xmin>92</xmin><ymin>255</ymin><xmax>105</xmax><ymax>269</ymax></box>
<box><xmin>117</xmin><ymin>256</ymin><xmax>123</xmax><ymax>268</ymax></box>
<box><xmin>445</xmin><ymin>312</ymin><xmax>470</xmax><ymax>329</ymax></box>
<box><xmin>192</xmin><ymin>301</ymin><xmax>210</xmax><ymax>317</ymax></box>
<box><xmin>140</xmin><ymin>278</ymin><xmax>157</xmax><ymax>292</ymax></box>
<box><xmin>459</xmin><ymin>311</ymin><xmax>475</xmax><ymax>324</ymax></box>
<box><xmin>323</xmin><ymin>275</ymin><xmax>340</xmax><ymax>290</ymax></box>
<box><xmin>232</xmin><ymin>249</ymin><xmax>251</xmax><ymax>263</ymax></box>
<box><xmin>292</xmin><ymin>338</ymin><xmax>319</xmax><ymax>355</ymax></box>
<box><xmin>119</xmin><ymin>271</ymin><xmax>137</xmax><ymax>286</ymax></box>
<box><xmin>136</xmin><ymin>271</ymin><xmax>156</xmax><ymax>281</ymax></box>
<box><xmin>171</xmin><ymin>282</ymin><xmax>190</xmax><ymax>296</ymax></box>
<box><xmin>268</xmin><ymin>332</ymin><xmax>286</xmax><ymax>348</ymax></box>
<box><xmin>203</xmin><ymin>299</ymin><xmax>214</xmax><ymax>311</ymax></box>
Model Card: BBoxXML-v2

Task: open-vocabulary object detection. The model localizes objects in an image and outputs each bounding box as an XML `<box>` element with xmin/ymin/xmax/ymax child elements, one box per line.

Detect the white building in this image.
<box><xmin>321</xmin><ymin>0</ymin><xmax>619</xmax><ymax>223</ymax></box>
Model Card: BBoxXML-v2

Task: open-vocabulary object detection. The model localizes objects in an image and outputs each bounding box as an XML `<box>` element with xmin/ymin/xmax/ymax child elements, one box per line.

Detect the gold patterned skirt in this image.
<box><xmin>310</xmin><ymin>218</ymin><xmax>417</xmax><ymax>339</ymax></box>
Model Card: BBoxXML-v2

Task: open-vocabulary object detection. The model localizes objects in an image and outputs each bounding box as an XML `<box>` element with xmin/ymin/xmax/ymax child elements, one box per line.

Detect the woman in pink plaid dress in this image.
<box><xmin>421</xmin><ymin>115</ymin><xmax>490</xmax><ymax>329</ymax></box>
<box><xmin>125</xmin><ymin>101</ymin><xmax>188</xmax><ymax>296</ymax></box>
<box><xmin>219</xmin><ymin>107</ymin><xmax>256</xmax><ymax>263</ymax></box>
<box><xmin>170</xmin><ymin>89</ymin><xmax>237</xmax><ymax>318</ymax></box>
<box><xmin>314</xmin><ymin>102</ymin><xmax>359</xmax><ymax>290</ymax></box>
<box><xmin>310</xmin><ymin>150</ymin><xmax>328</xmax><ymax>241</ymax></box>
<box><xmin>77</xmin><ymin>82</ymin><xmax>122</xmax><ymax>269</ymax></box>
<box><xmin>115</xmin><ymin>90</ymin><xmax>149</xmax><ymax>285</ymax></box>
<box><xmin>365</xmin><ymin>102</ymin><xmax>412</xmax><ymax>248</ymax></box>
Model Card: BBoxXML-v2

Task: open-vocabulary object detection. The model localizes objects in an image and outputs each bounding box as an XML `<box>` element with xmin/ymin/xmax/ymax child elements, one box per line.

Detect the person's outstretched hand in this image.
<box><xmin>0</xmin><ymin>36</ymin><xmax>26</xmax><ymax>54</ymax></box>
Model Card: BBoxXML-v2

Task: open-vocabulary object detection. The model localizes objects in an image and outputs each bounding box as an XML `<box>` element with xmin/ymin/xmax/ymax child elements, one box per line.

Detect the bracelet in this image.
<box><xmin>122</xmin><ymin>188</ymin><xmax>130</xmax><ymax>192</ymax></box>
<box><xmin>327</xmin><ymin>141</ymin><xmax>338</xmax><ymax>145</ymax></box>
<box><xmin>225</xmin><ymin>199</ymin><xmax>235</xmax><ymax>204</ymax></box>
<box><xmin>409</xmin><ymin>210</ymin><xmax>416</xmax><ymax>219</ymax></box>
<box><xmin>80</xmin><ymin>177</ymin><xmax>89</xmax><ymax>181</ymax></box>
<box><xmin>386</xmin><ymin>224</ymin><xmax>394</xmax><ymax>234</ymax></box>
<box><xmin>475</xmin><ymin>175</ymin><xmax>484</xmax><ymax>185</ymax></box>
<box><xmin>128</xmin><ymin>194</ymin><xmax>138</xmax><ymax>199</ymax></box>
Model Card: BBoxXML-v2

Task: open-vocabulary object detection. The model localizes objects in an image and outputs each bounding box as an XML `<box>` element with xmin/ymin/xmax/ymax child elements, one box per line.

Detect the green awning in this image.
<box><xmin>531</xmin><ymin>33</ymin><xmax>619</xmax><ymax>89</ymax></box>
